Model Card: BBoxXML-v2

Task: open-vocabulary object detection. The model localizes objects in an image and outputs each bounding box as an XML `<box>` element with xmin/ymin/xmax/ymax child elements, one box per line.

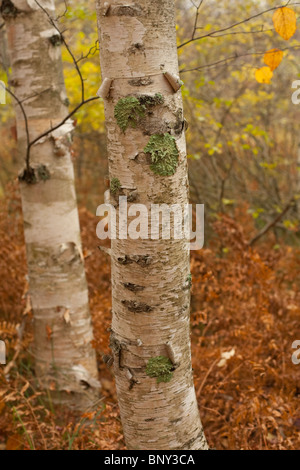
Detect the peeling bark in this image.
<box><xmin>3</xmin><ymin>0</ymin><xmax>99</xmax><ymax>408</ymax></box>
<box><xmin>96</xmin><ymin>0</ymin><xmax>208</xmax><ymax>450</ymax></box>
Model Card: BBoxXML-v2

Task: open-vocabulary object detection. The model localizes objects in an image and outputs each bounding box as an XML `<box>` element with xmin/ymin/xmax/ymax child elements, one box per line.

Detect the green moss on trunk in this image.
<box><xmin>144</xmin><ymin>133</ymin><xmax>179</xmax><ymax>176</ymax></box>
<box><xmin>146</xmin><ymin>356</ymin><xmax>173</xmax><ymax>383</ymax></box>
<box><xmin>114</xmin><ymin>94</ymin><xmax>165</xmax><ymax>132</ymax></box>
<box><xmin>110</xmin><ymin>177</ymin><xmax>121</xmax><ymax>194</ymax></box>
<box><xmin>114</xmin><ymin>97</ymin><xmax>145</xmax><ymax>132</ymax></box>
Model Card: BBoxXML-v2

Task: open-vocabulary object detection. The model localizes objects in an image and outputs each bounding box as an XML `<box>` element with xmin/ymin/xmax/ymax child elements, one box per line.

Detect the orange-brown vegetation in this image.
<box><xmin>0</xmin><ymin>185</ymin><xmax>299</xmax><ymax>450</ymax></box>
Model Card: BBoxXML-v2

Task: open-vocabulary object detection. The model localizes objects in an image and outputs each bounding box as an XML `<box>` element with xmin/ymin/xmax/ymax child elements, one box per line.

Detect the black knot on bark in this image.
<box><xmin>18</xmin><ymin>167</ymin><xmax>37</xmax><ymax>185</ymax></box>
<box><xmin>49</xmin><ymin>33</ymin><xmax>63</xmax><ymax>47</ymax></box>
<box><xmin>0</xmin><ymin>0</ymin><xmax>19</xmax><ymax>19</ymax></box>
<box><xmin>19</xmin><ymin>165</ymin><xmax>51</xmax><ymax>185</ymax></box>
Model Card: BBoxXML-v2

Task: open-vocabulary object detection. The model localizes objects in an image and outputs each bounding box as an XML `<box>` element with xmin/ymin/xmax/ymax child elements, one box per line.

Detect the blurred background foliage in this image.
<box><xmin>0</xmin><ymin>0</ymin><xmax>299</xmax><ymax>244</ymax></box>
<box><xmin>0</xmin><ymin>0</ymin><xmax>300</xmax><ymax>451</ymax></box>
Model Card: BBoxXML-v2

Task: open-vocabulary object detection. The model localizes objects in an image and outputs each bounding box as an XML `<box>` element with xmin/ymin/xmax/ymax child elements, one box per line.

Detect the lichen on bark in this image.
<box><xmin>144</xmin><ymin>133</ymin><xmax>179</xmax><ymax>176</ymax></box>
<box><xmin>186</xmin><ymin>273</ymin><xmax>192</xmax><ymax>289</ymax></box>
<box><xmin>110</xmin><ymin>177</ymin><xmax>121</xmax><ymax>194</ymax></box>
<box><xmin>114</xmin><ymin>96</ymin><xmax>145</xmax><ymax>132</ymax></box>
<box><xmin>146</xmin><ymin>356</ymin><xmax>174</xmax><ymax>383</ymax></box>
<box><xmin>114</xmin><ymin>94</ymin><xmax>164</xmax><ymax>132</ymax></box>
<box><xmin>19</xmin><ymin>165</ymin><xmax>51</xmax><ymax>184</ymax></box>
<box><xmin>37</xmin><ymin>164</ymin><xmax>51</xmax><ymax>182</ymax></box>
<box><xmin>138</xmin><ymin>93</ymin><xmax>164</xmax><ymax>107</ymax></box>
<box><xmin>97</xmin><ymin>0</ymin><xmax>208</xmax><ymax>450</ymax></box>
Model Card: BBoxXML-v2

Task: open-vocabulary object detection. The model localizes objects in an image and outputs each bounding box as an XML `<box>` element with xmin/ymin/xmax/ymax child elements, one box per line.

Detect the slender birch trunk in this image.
<box><xmin>96</xmin><ymin>0</ymin><xmax>208</xmax><ymax>449</ymax></box>
<box><xmin>297</xmin><ymin>143</ymin><xmax>300</xmax><ymax>216</ymax></box>
<box><xmin>1</xmin><ymin>0</ymin><xmax>99</xmax><ymax>407</ymax></box>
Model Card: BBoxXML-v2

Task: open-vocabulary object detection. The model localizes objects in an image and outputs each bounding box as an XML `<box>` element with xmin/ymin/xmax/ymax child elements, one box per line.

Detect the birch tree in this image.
<box><xmin>1</xmin><ymin>0</ymin><xmax>99</xmax><ymax>407</ymax></box>
<box><xmin>96</xmin><ymin>0</ymin><xmax>208</xmax><ymax>449</ymax></box>
<box><xmin>297</xmin><ymin>144</ymin><xmax>300</xmax><ymax>216</ymax></box>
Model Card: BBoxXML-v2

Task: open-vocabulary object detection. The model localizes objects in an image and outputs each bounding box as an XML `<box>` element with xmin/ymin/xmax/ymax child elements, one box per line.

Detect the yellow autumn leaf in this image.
<box><xmin>255</xmin><ymin>67</ymin><xmax>273</xmax><ymax>84</ymax></box>
<box><xmin>264</xmin><ymin>49</ymin><xmax>284</xmax><ymax>71</ymax></box>
<box><xmin>273</xmin><ymin>7</ymin><xmax>297</xmax><ymax>41</ymax></box>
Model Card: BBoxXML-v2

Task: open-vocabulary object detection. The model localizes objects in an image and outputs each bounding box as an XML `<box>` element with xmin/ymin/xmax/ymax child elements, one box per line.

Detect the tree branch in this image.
<box><xmin>28</xmin><ymin>96</ymin><xmax>99</xmax><ymax>149</ymax></box>
<box><xmin>4</xmin><ymin>86</ymin><xmax>31</xmax><ymax>172</ymax></box>
<box><xmin>34</xmin><ymin>0</ymin><xmax>85</xmax><ymax>101</ymax></box>
<box><xmin>248</xmin><ymin>197</ymin><xmax>296</xmax><ymax>246</ymax></box>
<box><xmin>180</xmin><ymin>45</ymin><xmax>300</xmax><ymax>73</ymax></box>
<box><xmin>3</xmin><ymin>0</ymin><xmax>100</xmax><ymax>177</ymax></box>
<box><xmin>178</xmin><ymin>1</ymin><xmax>300</xmax><ymax>50</ymax></box>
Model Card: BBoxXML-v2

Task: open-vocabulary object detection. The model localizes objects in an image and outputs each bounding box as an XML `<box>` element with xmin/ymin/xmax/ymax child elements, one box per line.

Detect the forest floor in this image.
<box><xmin>0</xmin><ymin>184</ymin><xmax>299</xmax><ymax>450</ymax></box>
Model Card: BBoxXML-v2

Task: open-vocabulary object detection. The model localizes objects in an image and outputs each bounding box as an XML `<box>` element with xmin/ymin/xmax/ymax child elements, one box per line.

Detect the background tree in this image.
<box><xmin>0</xmin><ymin>0</ymin><xmax>299</xmax><ymax>451</ymax></box>
<box><xmin>0</xmin><ymin>0</ymin><xmax>99</xmax><ymax>407</ymax></box>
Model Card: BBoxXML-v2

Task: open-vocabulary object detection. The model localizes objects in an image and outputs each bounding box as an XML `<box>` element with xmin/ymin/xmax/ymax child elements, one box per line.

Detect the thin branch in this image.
<box><xmin>28</xmin><ymin>96</ymin><xmax>99</xmax><ymax>149</ymax></box>
<box><xmin>34</xmin><ymin>0</ymin><xmax>85</xmax><ymax>101</ymax></box>
<box><xmin>55</xmin><ymin>0</ymin><xmax>68</xmax><ymax>21</ymax></box>
<box><xmin>5</xmin><ymin>86</ymin><xmax>31</xmax><ymax>172</ymax></box>
<box><xmin>248</xmin><ymin>197</ymin><xmax>296</xmax><ymax>246</ymax></box>
<box><xmin>192</xmin><ymin>0</ymin><xmax>205</xmax><ymax>41</ymax></box>
<box><xmin>17</xmin><ymin>87</ymin><xmax>52</xmax><ymax>105</ymax></box>
<box><xmin>200</xmin><ymin>26</ymin><xmax>275</xmax><ymax>39</ymax></box>
<box><xmin>180</xmin><ymin>44</ymin><xmax>300</xmax><ymax>73</ymax></box>
<box><xmin>77</xmin><ymin>40</ymin><xmax>99</xmax><ymax>64</ymax></box>
<box><xmin>5</xmin><ymin>0</ymin><xmax>100</xmax><ymax>174</ymax></box>
<box><xmin>178</xmin><ymin>1</ymin><xmax>300</xmax><ymax>49</ymax></box>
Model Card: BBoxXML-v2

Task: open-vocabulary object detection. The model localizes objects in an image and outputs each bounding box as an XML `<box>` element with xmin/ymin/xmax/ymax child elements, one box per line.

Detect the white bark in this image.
<box><xmin>297</xmin><ymin>143</ymin><xmax>300</xmax><ymax>215</ymax></box>
<box><xmin>2</xmin><ymin>0</ymin><xmax>99</xmax><ymax>408</ymax></box>
<box><xmin>96</xmin><ymin>0</ymin><xmax>208</xmax><ymax>449</ymax></box>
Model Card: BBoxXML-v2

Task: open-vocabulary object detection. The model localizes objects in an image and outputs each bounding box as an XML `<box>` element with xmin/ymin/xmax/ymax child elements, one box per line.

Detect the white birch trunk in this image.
<box><xmin>96</xmin><ymin>0</ymin><xmax>208</xmax><ymax>450</ymax></box>
<box><xmin>297</xmin><ymin>143</ymin><xmax>300</xmax><ymax>216</ymax></box>
<box><xmin>1</xmin><ymin>0</ymin><xmax>99</xmax><ymax>408</ymax></box>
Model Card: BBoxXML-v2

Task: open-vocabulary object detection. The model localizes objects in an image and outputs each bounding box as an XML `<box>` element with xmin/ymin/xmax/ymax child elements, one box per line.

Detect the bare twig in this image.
<box><xmin>55</xmin><ymin>0</ymin><xmax>68</xmax><ymax>21</ymax></box>
<box><xmin>34</xmin><ymin>0</ymin><xmax>85</xmax><ymax>101</ymax></box>
<box><xmin>191</xmin><ymin>0</ymin><xmax>205</xmax><ymax>41</ymax></box>
<box><xmin>180</xmin><ymin>45</ymin><xmax>300</xmax><ymax>73</ymax></box>
<box><xmin>4</xmin><ymin>0</ymin><xmax>100</xmax><ymax>175</ymax></box>
<box><xmin>248</xmin><ymin>197</ymin><xmax>296</xmax><ymax>246</ymax></box>
<box><xmin>198</xmin><ymin>26</ymin><xmax>275</xmax><ymax>39</ymax></box>
<box><xmin>77</xmin><ymin>40</ymin><xmax>99</xmax><ymax>63</ymax></box>
<box><xmin>28</xmin><ymin>96</ymin><xmax>99</xmax><ymax>149</ymax></box>
<box><xmin>178</xmin><ymin>1</ymin><xmax>300</xmax><ymax>49</ymax></box>
<box><xmin>5</xmin><ymin>86</ymin><xmax>31</xmax><ymax>172</ymax></box>
<box><xmin>196</xmin><ymin>357</ymin><xmax>219</xmax><ymax>398</ymax></box>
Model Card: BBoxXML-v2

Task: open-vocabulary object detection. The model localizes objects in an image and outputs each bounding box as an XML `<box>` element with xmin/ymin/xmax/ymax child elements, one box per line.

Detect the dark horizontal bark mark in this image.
<box><xmin>123</xmin><ymin>283</ymin><xmax>145</xmax><ymax>292</ymax></box>
<box><xmin>128</xmin><ymin>77</ymin><xmax>153</xmax><ymax>87</ymax></box>
<box><xmin>117</xmin><ymin>254</ymin><xmax>152</xmax><ymax>266</ymax></box>
<box><xmin>18</xmin><ymin>166</ymin><xmax>42</xmax><ymax>185</ymax></box>
<box><xmin>122</xmin><ymin>300</ymin><xmax>153</xmax><ymax>313</ymax></box>
<box><xmin>179</xmin><ymin>430</ymin><xmax>207</xmax><ymax>450</ymax></box>
<box><xmin>109</xmin><ymin>332</ymin><xmax>123</xmax><ymax>368</ymax></box>
<box><xmin>110</xmin><ymin>5</ymin><xmax>143</xmax><ymax>16</ymax></box>
<box><xmin>128</xmin><ymin>42</ymin><xmax>145</xmax><ymax>55</ymax></box>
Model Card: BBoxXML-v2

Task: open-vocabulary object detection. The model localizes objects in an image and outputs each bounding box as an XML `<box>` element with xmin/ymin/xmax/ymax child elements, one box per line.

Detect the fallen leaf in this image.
<box><xmin>6</xmin><ymin>434</ymin><xmax>24</xmax><ymax>451</ymax></box>
<box><xmin>217</xmin><ymin>348</ymin><xmax>236</xmax><ymax>368</ymax></box>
